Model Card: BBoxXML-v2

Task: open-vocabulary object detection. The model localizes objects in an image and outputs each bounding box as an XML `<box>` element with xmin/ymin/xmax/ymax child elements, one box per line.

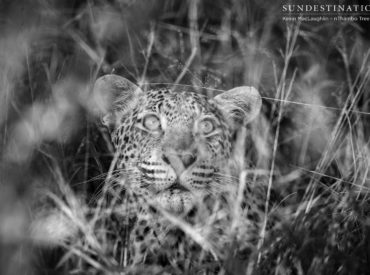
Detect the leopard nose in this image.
<box><xmin>161</xmin><ymin>154</ymin><xmax>197</xmax><ymax>169</ymax></box>
<box><xmin>162</xmin><ymin>150</ymin><xmax>197</xmax><ymax>176</ymax></box>
<box><xmin>181</xmin><ymin>154</ymin><xmax>197</xmax><ymax>168</ymax></box>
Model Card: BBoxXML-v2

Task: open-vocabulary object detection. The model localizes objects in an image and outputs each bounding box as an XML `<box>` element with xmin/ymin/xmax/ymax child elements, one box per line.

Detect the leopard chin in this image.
<box><xmin>155</xmin><ymin>189</ymin><xmax>194</xmax><ymax>214</ymax></box>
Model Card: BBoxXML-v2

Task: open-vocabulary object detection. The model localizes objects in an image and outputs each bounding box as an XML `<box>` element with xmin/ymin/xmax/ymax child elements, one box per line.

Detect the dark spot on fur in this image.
<box><xmin>139</xmin><ymin>220</ymin><xmax>147</xmax><ymax>226</ymax></box>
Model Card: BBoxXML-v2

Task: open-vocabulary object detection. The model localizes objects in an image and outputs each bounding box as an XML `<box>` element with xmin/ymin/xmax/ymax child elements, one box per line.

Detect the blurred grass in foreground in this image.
<box><xmin>1</xmin><ymin>0</ymin><xmax>370</xmax><ymax>274</ymax></box>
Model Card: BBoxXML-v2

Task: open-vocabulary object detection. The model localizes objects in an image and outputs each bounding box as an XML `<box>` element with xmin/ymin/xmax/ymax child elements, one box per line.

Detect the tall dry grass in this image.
<box><xmin>1</xmin><ymin>0</ymin><xmax>370</xmax><ymax>274</ymax></box>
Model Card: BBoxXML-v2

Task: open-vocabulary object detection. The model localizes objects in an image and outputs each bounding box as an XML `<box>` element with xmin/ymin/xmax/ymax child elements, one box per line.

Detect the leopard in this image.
<box><xmin>31</xmin><ymin>74</ymin><xmax>268</xmax><ymax>271</ymax></box>
<box><xmin>91</xmin><ymin>74</ymin><xmax>267</xmax><ymax>265</ymax></box>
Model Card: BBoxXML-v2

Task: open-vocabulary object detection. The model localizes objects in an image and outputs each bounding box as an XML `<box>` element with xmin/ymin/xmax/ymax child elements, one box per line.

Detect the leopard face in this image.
<box><xmin>93</xmin><ymin>75</ymin><xmax>262</xmax><ymax>214</ymax></box>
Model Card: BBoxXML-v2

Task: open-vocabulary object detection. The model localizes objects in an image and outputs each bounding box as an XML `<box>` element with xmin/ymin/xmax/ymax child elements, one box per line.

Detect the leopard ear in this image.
<box><xmin>213</xmin><ymin>86</ymin><xmax>262</xmax><ymax>127</ymax></box>
<box><xmin>92</xmin><ymin>74</ymin><xmax>143</xmax><ymax>128</ymax></box>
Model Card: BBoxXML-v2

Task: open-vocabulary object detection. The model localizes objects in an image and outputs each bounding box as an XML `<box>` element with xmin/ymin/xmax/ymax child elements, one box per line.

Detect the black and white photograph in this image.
<box><xmin>1</xmin><ymin>0</ymin><xmax>370</xmax><ymax>274</ymax></box>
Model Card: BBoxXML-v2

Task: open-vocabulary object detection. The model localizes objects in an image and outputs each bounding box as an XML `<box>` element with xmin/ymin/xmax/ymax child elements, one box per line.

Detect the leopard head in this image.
<box><xmin>93</xmin><ymin>74</ymin><xmax>261</xmax><ymax>214</ymax></box>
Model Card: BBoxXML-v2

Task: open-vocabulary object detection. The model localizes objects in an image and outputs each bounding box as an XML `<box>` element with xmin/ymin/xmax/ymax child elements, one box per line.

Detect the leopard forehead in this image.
<box><xmin>113</xmin><ymin>87</ymin><xmax>231</xmax><ymax>146</ymax></box>
<box><xmin>139</xmin><ymin>88</ymin><xmax>219</xmax><ymax>118</ymax></box>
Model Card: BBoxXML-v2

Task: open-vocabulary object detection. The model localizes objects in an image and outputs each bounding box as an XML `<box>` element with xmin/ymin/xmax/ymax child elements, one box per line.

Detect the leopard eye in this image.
<box><xmin>143</xmin><ymin>114</ymin><xmax>161</xmax><ymax>131</ymax></box>
<box><xmin>198</xmin><ymin>118</ymin><xmax>215</xmax><ymax>135</ymax></box>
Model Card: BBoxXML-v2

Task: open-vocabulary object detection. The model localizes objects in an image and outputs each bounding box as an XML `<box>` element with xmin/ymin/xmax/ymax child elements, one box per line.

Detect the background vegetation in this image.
<box><xmin>1</xmin><ymin>0</ymin><xmax>370</xmax><ymax>274</ymax></box>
